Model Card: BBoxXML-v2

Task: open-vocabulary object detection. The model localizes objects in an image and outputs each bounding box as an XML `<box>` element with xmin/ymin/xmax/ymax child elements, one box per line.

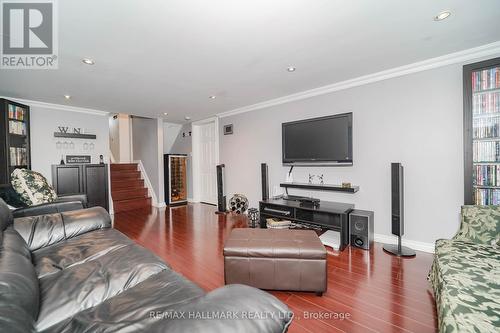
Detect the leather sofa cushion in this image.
<box><xmin>14</xmin><ymin>207</ymin><xmax>110</xmax><ymax>251</ymax></box>
<box><xmin>36</xmin><ymin>243</ymin><xmax>169</xmax><ymax>331</ymax></box>
<box><xmin>33</xmin><ymin>229</ymin><xmax>134</xmax><ymax>278</ymax></box>
<box><xmin>224</xmin><ymin>228</ymin><xmax>327</xmax><ymax>259</ymax></box>
<box><xmin>39</xmin><ymin>269</ymin><xmax>206</xmax><ymax>333</ymax></box>
<box><xmin>0</xmin><ymin>198</ymin><xmax>14</xmax><ymax>231</ymax></box>
<box><xmin>146</xmin><ymin>284</ymin><xmax>293</xmax><ymax>333</ymax></box>
<box><xmin>0</xmin><ymin>227</ymin><xmax>39</xmax><ymax>325</ymax></box>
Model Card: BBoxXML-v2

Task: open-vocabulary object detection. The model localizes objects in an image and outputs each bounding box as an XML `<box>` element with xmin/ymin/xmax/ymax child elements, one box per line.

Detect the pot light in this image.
<box><xmin>82</xmin><ymin>58</ymin><xmax>95</xmax><ymax>65</ymax></box>
<box><xmin>434</xmin><ymin>11</ymin><xmax>451</xmax><ymax>21</ymax></box>
<box><xmin>209</xmin><ymin>95</ymin><xmax>217</xmax><ymax>99</ymax></box>
<box><xmin>287</xmin><ymin>66</ymin><xmax>296</xmax><ymax>72</ymax></box>
<box><xmin>184</xmin><ymin>116</ymin><xmax>191</xmax><ymax>121</ymax></box>
<box><xmin>64</xmin><ymin>95</ymin><xmax>71</xmax><ymax>100</ymax></box>
<box><xmin>163</xmin><ymin>112</ymin><xmax>168</xmax><ymax>116</ymax></box>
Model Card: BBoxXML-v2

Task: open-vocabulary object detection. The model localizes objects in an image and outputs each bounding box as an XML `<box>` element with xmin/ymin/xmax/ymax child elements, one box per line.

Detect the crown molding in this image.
<box><xmin>1</xmin><ymin>96</ymin><xmax>109</xmax><ymax>116</ymax></box>
<box><xmin>218</xmin><ymin>41</ymin><xmax>500</xmax><ymax>118</ymax></box>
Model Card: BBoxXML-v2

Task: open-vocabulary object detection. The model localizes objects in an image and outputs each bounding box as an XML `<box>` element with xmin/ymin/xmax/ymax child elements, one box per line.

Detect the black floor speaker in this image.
<box><xmin>215</xmin><ymin>164</ymin><xmax>227</xmax><ymax>214</ymax></box>
<box><xmin>261</xmin><ymin>163</ymin><xmax>269</xmax><ymax>200</ymax></box>
<box><xmin>349</xmin><ymin>210</ymin><xmax>374</xmax><ymax>250</ymax></box>
<box><xmin>383</xmin><ymin>163</ymin><xmax>416</xmax><ymax>257</ymax></box>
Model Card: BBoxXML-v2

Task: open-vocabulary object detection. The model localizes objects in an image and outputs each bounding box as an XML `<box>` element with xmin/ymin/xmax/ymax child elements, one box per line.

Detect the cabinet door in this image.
<box><xmin>52</xmin><ymin>165</ymin><xmax>83</xmax><ymax>194</ymax></box>
<box><xmin>83</xmin><ymin>165</ymin><xmax>108</xmax><ymax>210</ymax></box>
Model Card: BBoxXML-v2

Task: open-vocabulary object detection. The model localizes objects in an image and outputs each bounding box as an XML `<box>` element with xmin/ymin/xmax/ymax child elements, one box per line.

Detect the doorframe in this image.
<box><xmin>192</xmin><ymin>116</ymin><xmax>220</xmax><ymax>203</ymax></box>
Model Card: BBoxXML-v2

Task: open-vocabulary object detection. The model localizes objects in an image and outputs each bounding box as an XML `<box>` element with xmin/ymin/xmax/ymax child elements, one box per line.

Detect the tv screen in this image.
<box><xmin>282</xmin><ymin>113</ymin><xmax>353</xmax><ymax>165</ymax></box>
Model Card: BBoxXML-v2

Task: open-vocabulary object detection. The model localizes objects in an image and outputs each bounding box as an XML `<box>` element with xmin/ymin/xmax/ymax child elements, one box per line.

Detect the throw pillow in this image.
<box><xmin>10</xmin><ymin>169</ymin><xmax>58</xmax><ymax>206</ymax></box>
<box><xmin>455</xmin><ymin>205</ymin><xmax>500</xmax><ymax>246</ymax></box>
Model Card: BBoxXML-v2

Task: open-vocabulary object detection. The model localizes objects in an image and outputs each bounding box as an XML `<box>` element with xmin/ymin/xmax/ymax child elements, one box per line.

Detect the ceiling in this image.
<box><xmin>1</xmin><ymin>0</ymin><xmax>500</xmax><ymax>122</ymax></box>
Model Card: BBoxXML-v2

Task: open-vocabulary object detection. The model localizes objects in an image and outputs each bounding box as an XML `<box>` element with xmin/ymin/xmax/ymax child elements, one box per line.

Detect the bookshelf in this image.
<box><xmin>464</xmin><ymin>57</ymin><xmax>500</xmax><ymax>205</ymax></box>
<box><xmin>0</xmin><ymin>99</ymin><xmax>31</xmax><ymax>185</ymax></box>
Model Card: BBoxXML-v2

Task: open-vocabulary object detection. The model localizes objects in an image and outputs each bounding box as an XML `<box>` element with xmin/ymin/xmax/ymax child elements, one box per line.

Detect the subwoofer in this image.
<box><xmin>261</xmin><ymin>163</ymin><xmax>269</xmax><ymax>200</ymax></box>
<box><xmin>383</xmin><ymin>163</ymin><xmax>416</xmax><ymax>257</ymax></box>
<box><xmin>349</xmin><ymin>210</ymin><xmax>374</xmax><ymax>250</ymax></box>
<box><xmin>215</xmin><ymin>164</ymin><xmax>226</xmax><ymax>214</ymax></box>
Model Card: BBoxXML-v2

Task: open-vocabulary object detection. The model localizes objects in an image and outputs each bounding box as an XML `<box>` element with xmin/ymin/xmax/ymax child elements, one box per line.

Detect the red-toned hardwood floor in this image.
<box><xmin>113</xmin><ymin>203</ymin><xmax>438</xmax><ymax>333</ymax></box>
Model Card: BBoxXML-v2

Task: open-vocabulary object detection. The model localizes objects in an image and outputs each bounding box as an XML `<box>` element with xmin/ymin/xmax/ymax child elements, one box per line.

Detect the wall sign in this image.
<box><xmin>66</xmin><ymin>155</ymin><xmax>91</xmax><ymax>164</ymax></box>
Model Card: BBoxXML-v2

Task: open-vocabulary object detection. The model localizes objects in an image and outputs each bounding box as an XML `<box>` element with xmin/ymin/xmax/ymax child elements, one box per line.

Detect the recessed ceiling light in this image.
<box><xmin>82</xmin><ymin>58</ymin><xmax>95</xmax><ymax>65</ymax></box>
<box><xmin>287</xmin><ymin>66</ymin><xmax>296</xmax><ymax>72</ymax></box>
<box><xmin>434</xmin><ymin>11</ymin><xmax>451</xmax><ymax>21</ymax></box>
<box><xmin>184</xmin><ymin>116</ymin><xmax>191</xmax><ymax>121</ymax></box>
<box><xmin>64</xmin><ymin>95</ymin><xmax>71</xmax><ymax>100</ymax></box>
<box><xmin>163</xmin><ymin>112</ymin><xmax>168</xmax><ymax>116</ymax></box>
<box><xmin>209</xmin><ymin>95</ymin><xmax>217</xmax><ymax>99</ymax></box>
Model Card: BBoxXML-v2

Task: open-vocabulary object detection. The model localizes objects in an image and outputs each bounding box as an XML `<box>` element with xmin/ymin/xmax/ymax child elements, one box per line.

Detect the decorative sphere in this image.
<box><xmin>229</xmin><ymin>194</ymin><xmax>249</xmax><ymax>214</ymax></box>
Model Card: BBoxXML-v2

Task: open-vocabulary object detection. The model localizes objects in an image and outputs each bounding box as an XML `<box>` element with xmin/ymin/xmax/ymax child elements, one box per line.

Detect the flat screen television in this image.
<box><xmin>282</xmin><ymin>112</ymin><xmax>353</xmax><ymax>166</ymax></box>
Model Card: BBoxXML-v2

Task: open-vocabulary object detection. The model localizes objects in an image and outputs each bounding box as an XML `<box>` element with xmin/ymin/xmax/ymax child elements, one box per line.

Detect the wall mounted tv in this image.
<box><xmin>282</xmin><ymin>112</ymin><xmax>353</xmax><ymax>166</ymax></box>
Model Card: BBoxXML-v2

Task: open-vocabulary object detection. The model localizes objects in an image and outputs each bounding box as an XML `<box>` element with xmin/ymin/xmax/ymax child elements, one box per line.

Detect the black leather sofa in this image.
<box><xmin>0</xmin><ymin>185</ymin><xmax>88</xmax><ymax>218</ymax></box>
<box><xmin>0</xmin><ymin>199</ymin><xmax>293</xmax><ymax>332</ymax></box>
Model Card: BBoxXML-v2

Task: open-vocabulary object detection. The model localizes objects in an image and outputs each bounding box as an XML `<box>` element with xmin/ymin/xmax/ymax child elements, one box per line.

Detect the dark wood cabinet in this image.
<box><xmin>0</xmin><ymin>99</ymin><xmax>31</xmax><ymax>185</ymax></box>
<box><xmin>52</xmin><ymin>164</ymin><xmax>109</xmax><ymax>211</ymax></box>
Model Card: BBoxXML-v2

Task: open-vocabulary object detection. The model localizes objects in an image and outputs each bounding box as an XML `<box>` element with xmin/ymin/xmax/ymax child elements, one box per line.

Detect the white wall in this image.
<box><xmin>109</xmin><ymin>115</ymin><xmax>120</xmax><ymax>161</ymax></box>
<box><xmin>118</xmin><ymin>114</ymin><xmax>132</xmax><ymax>162</ymax></box>
<box><xmin>132</xmin><ymin>117</ymin><xmax>161</xmax><ymax>201</ymax></box>
<box><xmin>30</xmin><ymin>104</ymin><xmax>109</xmax><ymax>183</ymax></box>
<box><xmin>219</xmin><ymin>62</ymin><xmax>475</xmax><ymax>245</ymax></box>
<box><xmin>169</xmin><ymin>123</ymin><xmax>193</xmax><ymax>198</ymax></box>
<box><xmin>163</xmin><ymin>122</ymin><xmax>182</xmax><ymax>153</ymax></box>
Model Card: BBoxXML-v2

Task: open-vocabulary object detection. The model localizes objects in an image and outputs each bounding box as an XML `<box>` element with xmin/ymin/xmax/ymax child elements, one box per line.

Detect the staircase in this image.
<box><xmin>110</xmin><ymin>163</ymin><xmax>152</xmax><ymax>213</ymax></box>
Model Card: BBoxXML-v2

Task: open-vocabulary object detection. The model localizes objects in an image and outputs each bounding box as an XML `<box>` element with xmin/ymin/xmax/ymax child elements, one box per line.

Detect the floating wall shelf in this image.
<box><xmin>280</xmin><ymin>182</ymin><xmax>359</xmax><ymax>193</ymax></box>
<box><xmin>54</xmin><ymin>132</ymin><xmax>96</xmax><ymax>139</ymax></box>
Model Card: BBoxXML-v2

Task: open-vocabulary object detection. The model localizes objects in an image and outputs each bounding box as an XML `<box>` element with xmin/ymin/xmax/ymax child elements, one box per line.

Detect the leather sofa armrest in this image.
<box><xmin>13</xmin><ymin>207</ymin><xmax>111</xmax><ymax>251</ymax></box>
<box><xmin>12</xmin><ymin>201</ymin><xmax>84</xmax><ymax>218</ymax></box>
<box><xmin>61</xmin><ymin>207</ymin><xmax>111</xmax><ymax>239</ymax></box>
<box><xmin>149</xmin><ymin>284</ymin><xmax>293</xmax><ymax>333</ymax></box>
<box><xmin>56</xmin><ymin>193</ymin><xmax>88</xmax><ymax>208</ymax></box>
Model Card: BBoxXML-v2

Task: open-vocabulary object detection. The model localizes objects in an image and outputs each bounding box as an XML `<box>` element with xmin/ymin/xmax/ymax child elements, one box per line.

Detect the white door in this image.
<box><xmin>198</xmin><ymin>121</ymin><xmax>217</xmax><ymax>204</ymax></box>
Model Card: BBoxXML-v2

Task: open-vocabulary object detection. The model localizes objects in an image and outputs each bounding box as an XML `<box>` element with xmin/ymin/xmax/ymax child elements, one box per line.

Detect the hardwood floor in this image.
<box><xmin>113</xmin><ymin>203</ymin><xmax>438</xmax><ymax>333</ymax></box>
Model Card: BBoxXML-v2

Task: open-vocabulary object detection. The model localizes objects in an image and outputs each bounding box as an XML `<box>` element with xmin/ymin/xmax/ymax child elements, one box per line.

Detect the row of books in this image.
<box><xmin>474</xmin><ymin>188</ymin><xmax>500</xmax><ymax>205</ymax></box>
<box><xmin>472</xmin><ymin>91</ymin><xmax>500</xmax><ymax>114</ymax></box>
<box><xmin>266</xmin><ymin>218</ymin><xmax>292</xmax><ymax>229</ymax></box>
<box><xmin>473</xmin><ymin>141</ymin><xmax>500</xmax><ymax>162</ymax></box>
<box><xmin>9</xmin><ymin>147</ymin><xmax>27</xmax><ymax>166</ymax></box>
<box><xmin>473</xmin><ymin>164</ymin><xmax>500</xmax><ymax>186</ymax></box>
<box><xmin>472</xmin><ymin>67</ymin><xmax>500</xmax><ymax>92</ymax></box>
<box><xmin>473</xmin><ymin>116</ymin><xmax>500</xmax><ymax>138</ymax></box>
<box><xmin>7</xmin><ymin>104</ymin><xmax>26</xmax><ymax>120</ymax></box>
<box><xmin>8</xmin><ymin>120</ymin><xmax>27</xmax><ymax>135</ymax></box>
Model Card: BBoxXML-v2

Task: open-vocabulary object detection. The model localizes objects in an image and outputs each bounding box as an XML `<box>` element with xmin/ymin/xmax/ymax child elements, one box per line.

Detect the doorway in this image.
<box><xmin>192</xmin><ymin>117</ymin><xmax>219</xmax><ymax>205</ymax></box>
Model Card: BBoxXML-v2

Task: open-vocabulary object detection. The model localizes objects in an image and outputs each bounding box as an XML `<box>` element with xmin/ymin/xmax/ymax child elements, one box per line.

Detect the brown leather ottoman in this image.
<box><xmin>223</xmin><ymin>228</ymin><xmax>327</xmax><ymax>295</ymax></box>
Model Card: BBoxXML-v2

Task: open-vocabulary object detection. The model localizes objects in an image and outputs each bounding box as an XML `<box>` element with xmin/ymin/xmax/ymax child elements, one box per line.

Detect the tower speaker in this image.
<box><xmin>349</xmin><ymin>210</ymin><xmax>374</xmax><ymax>250</ymax></box>
<box><xmin>261</xmin><ymin>163</ymin><xmax>269</xmax><ymax>200</ymax></box>
<box><xmin>383</xmin><ymin>163</ymin><xmax>416</xmax><ymax>257</ymax></box>
<box><xmin>215</xmin><ymin>164</ymin><xmax>226</xmax><ymax>214</ymax></box>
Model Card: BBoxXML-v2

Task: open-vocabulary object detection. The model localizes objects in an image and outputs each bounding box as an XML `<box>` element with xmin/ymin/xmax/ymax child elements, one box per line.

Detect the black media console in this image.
<box><xmin>259</xmin><ymin>198</ymin><xmax>354</xmax><ymax>251</ymax></box>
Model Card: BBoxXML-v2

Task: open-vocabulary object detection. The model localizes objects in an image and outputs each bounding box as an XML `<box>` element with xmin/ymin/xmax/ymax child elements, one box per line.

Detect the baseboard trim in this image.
<box><xmin>374</xmin><ymin>233</ymin><xmax>435</xmax><ymax>254</ymax></box>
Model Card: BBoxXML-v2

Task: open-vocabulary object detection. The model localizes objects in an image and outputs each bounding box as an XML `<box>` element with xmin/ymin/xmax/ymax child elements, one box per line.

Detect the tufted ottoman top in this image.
<box><xmin>224</xmin><ymin>228</ymin><xmax>326</xmax><ymax>260</ymax></box>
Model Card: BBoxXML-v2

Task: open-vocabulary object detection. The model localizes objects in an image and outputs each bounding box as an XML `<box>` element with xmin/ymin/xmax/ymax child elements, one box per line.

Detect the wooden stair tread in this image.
<box><xmin>113</xmin><ymin>196</ymin><xmax>152</xmax><ymax>213</ymax></box>
<box><xmin>110</xmin><ymin>164</ymin><xmax>151</xmax><ymax>212</ymax></box>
